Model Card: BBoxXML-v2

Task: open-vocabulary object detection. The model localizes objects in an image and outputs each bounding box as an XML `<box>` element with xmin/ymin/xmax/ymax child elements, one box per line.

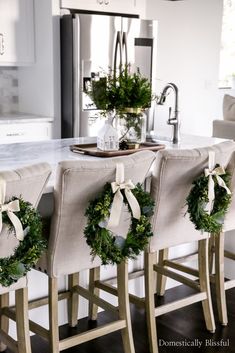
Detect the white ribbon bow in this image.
<box><xmin>204</xmin><ymin>151</ymin><xmax>231</xmax><ymax>214</ymax></box>
<box><xmin>0</xmin><ymin>178</ymin><xmax>24</xmax><ymax>241</ymax></box>
<box><xmin>107</xmin><ymin>163</ymin><xmax>141</xmax><ymax>229</ymax></box>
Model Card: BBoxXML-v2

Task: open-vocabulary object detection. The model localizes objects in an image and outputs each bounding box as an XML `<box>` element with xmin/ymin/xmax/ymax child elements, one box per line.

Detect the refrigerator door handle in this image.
<box><xmin>122</xmin><ymin>31</ymin><xmax>128</xmax><ymax>65</ymax></box>
<box><xmin>114</xmin><ymin>31</ymin><xmax>122</xmax><ymax>74</ymax></box>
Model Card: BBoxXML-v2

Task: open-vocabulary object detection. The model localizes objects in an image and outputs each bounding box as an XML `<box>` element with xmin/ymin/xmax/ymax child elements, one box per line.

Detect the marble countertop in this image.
<box><xmin>0</xmin><ymin>134</ymin><xmax>227</xmax><ymax>192</ymax></box>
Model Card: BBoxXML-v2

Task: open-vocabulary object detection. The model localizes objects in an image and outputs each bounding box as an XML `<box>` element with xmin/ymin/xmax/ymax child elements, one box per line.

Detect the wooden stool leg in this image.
<box><xmin>68</xmin><ymin>273</ymin><xmax>79</xmax><ymax>327</ymax></box>
<box><xmin>215</xmin><ymin>232</ymin><xmax>227</xmax><ymax>325</ymax></box>
<box><xmin>117</xmin><ymin>261</ymin><xmax>135</xmax><ymax>353</ymax></box>
<box><xmin>15</xmin><ymin>288</ymin><xmax>32</xmax><ymax>353</ymax></box>
<box><xmin>145</xmin><ymin>251</ymin><xmax>158</xmax><ymax>353</ymax></box>
<box><xmin>89</xmin><ymin>267</ymin><xmax>100</xmax><ymax>321</ymax></box>
<box><xmin>49</xmin><ymin>277</ymin><xmax>59</xmax><ymax>353</ymax></box>
<box><xmin>0</xmin><ymin>293</ymin><xmax>9</xmax><ymax>352</ymax></box>
<box><xmin>156</xmin><ymin>248</ymin><xmax>169</xmax><ymax>296</ymax></box>
<box><xmin>198</xmin><ymin>239</ymin><xmax>215</xmax><ymax>333</ymax></box>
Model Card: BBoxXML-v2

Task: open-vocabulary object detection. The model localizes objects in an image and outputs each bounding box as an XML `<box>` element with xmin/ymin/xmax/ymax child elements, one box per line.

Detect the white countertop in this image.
<box><xmin>0</xmin><ymin>113</ymin><xmax>54</xmax><ymax>124</ymax></box>
<box><xmin>0</xmin><ymin>134</ymin><xmax>227</xmax><ymax>192</ymax></box>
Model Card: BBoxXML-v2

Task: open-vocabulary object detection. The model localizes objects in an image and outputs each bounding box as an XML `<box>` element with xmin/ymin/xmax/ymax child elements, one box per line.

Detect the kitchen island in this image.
<box><xmin>0</xmin><ymin>134</ymin><xmax>227</xmax><ymax>192</ymax></box>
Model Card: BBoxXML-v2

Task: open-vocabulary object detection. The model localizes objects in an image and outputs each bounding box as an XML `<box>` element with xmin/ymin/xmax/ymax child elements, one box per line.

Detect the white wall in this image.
<box><xmin>146</xmin><ymin>0</ymin><xmax>224</xmax><ymax>138</ymax></box>
<box><xmin>18</xmin><ymin>0</ymin><xmax>61</xmax><ymax>138</ymax></box>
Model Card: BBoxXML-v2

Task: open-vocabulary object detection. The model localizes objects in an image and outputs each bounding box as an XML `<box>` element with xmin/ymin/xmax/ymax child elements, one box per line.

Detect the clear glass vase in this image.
<box><xmin>115</xmin><ymin>109</ymin><xmax>147</xmax><ymax>143</ymax></box>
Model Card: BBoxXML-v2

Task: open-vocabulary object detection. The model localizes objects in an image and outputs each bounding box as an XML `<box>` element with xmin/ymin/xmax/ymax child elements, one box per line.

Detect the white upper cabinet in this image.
<box><xmin>60</xmin><ymin>0</ymin><xmax>140</xmax><ymax>15</ymax></box>
<box><xmin>0</xmin><ymin>0</ymin><xmax>35</xmax><ymax>66</ymax></box>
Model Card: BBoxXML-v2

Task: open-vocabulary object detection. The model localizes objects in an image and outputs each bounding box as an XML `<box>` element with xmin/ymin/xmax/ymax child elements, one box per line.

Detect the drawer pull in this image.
<box><xmin>0</xmin><ymin>33</ymin><xmax>5</xmax><ymax>55</ymax></box>
<box><xmin>6</xmin><ymin>132</ymin><xmax>25</xmax><ymax>137</ymax></box>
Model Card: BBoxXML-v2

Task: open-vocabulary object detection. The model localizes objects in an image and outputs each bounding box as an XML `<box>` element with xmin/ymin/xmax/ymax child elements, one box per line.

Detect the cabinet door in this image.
<box><xmin>60</xmin><ymin>0</ymin><xmax>138</xmax><ymax>15</ymax></box>
<box><xmin>104</xmin><ymin>0</ymin><xmax>137</xmax><ymax>14</ymax></box>
<box><xmin>0</xmin><ymin>0</ymin><xmax>34</xmax><ymax>66</ymax></box>
<box><xmin>61</xmin><ymin>0</ymin><xmax>101</xmax><ymax>12</ymax></box>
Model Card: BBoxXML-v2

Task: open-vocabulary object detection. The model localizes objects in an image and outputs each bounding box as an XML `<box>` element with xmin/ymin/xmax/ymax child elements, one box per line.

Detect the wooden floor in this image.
<box><xmin>8</xmin><ymin>285</ymin><xmax>235</xmax><ymax>353</ymax></box>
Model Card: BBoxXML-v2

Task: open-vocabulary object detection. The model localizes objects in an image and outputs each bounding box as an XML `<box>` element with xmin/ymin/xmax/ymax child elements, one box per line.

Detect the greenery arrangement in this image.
<box><xmin>86</xmin><ymin>64</ymin><xmax>153</xmax><ymax>143</ymax></box>
<box><xmin>84</xmin><ymin>182</ymin><xmax>154</xmax><ymax>265</ymax></box>
<box><xmin>86</xmin><ymin>64</ymin><xmax>152</xmax><ymax>113</ymax></box>
<box><xmin>0</xmin><ymin>197</ymin><xmax>46</xmax><ymax>287</ymax></box>
<box><xmin>186</xmin><ymin>168</ymin><xmax>232</xmax><ymax>233</ymax></box>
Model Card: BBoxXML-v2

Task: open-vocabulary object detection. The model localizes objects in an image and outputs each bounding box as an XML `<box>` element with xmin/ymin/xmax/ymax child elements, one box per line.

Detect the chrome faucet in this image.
<box><xmin>157</xmin><ymin>83</ymin><xmax>180</xmax><ymax>144</ymax></box>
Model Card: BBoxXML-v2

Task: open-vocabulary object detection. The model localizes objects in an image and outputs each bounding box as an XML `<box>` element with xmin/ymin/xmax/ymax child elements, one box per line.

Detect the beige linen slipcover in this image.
<box><xmin>149</xmin><ymin>140</ymin><xmax>235</xmax><ymax>252</ymax></box>
<box><xmin>0</xmin><ymin>163</ymin><xmax>51</xmax><ymax>294</ymax></box>
<box><xmin>37</xmin><ymin>150</ymin><xmax>155</xmax><ymax>277</ymax></box>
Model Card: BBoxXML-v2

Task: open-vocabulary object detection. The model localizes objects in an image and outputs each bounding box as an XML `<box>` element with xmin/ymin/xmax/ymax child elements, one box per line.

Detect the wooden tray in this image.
<box><xmin>70</xmin><ymin>142</ymin><xmax>165</xmax><ymax>157</ymax></box>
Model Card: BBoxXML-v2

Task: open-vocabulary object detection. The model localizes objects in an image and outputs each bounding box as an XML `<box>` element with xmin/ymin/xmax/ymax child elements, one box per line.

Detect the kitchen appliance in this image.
<box><xmin>61</xmin><ymin>12</ymin><xmax>158</xmax><ymax>138</ymax></box>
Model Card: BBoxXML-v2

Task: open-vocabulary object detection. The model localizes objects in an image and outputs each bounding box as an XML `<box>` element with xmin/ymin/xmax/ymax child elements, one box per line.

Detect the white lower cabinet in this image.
<box><xmin>0</xmin><ymin>121</ymin><xmax>53</xmax><ymax>143</ymax></box>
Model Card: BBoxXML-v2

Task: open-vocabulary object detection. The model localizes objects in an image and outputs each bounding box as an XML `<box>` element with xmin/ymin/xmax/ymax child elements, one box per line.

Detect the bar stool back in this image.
<box><xmin>0</xmin><ymin>163</ymin><xmax>51</xmax><ymax>353</ymax></box>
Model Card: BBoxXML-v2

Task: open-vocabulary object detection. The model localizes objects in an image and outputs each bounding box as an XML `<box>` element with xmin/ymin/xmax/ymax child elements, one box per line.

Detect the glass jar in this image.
<box><xmin>115</xmin><ymin>108</ymin><xmax>147</xmax><ymax>143</ymax></box>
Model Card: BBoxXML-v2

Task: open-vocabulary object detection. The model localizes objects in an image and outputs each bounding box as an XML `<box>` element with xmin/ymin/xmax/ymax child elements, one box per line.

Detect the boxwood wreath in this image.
<box><xmin>84</xmin><ymin>183</ymin><xmax>154</xmax><ymax>265</ymax></box>
<box><xmin>186</xmin><ymin>166</ymin><xmax>232</xmax><ymax>234</ymax></box>
<box><xmin>0</xmin><ymin>197</ymin><xmax>46</xmax><ymax>287</ymax></box>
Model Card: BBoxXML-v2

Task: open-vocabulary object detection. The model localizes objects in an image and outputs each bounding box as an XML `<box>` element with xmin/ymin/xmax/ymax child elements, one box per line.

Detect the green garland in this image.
<box><xmin>0</xmin><ymin>197</ymin><xmax>46</xmax><ymax>287</ymax></box>
<box><xmin>186</xmin><ymin>167</ymin><xmax>232</xmax><ymax>233</ymax></box>
<box><xmin>84</xmin><ymin>183</ymin><xmax>154</xmax><ymax>265</ymax></box>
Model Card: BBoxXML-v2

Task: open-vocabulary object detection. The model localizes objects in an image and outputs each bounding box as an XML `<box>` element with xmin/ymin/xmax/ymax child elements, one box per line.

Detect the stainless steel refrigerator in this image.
<box><xmin>61</xmin><ymin>12</ymin><xmax>158</xmax><ymax>138</ymax></box>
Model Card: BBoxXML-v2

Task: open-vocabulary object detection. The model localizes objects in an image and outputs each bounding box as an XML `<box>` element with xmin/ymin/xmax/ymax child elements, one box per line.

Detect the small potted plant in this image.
<box><xmin>85</xmin><ymin>64</ymin><xmax>152</xmax><ymax>146</ymax></box>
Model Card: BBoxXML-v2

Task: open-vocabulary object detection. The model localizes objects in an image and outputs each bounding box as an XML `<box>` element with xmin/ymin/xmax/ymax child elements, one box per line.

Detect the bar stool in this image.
<box><xmin>156</xmin><ymin>142</ymin><xmax>235</xmax><ymax>328</ymax></box>
<box><xmin>210</xmin><ymin>149</ymin><xmax>235</xmax><ymax>325</ymax></box>
<box><xmin>145</xmin><ymin>143</ymin><xmax>235</xmax><ymax>353</ymax></box>
<box><xmin>0</xmin><ymin>163</ymin><xmax>51</xmax><ymax>353</ymax></box>
<box><xmin>28</xmin><ymin>150</ymin><xmax>155</xmax><ymax>353</ymax></box>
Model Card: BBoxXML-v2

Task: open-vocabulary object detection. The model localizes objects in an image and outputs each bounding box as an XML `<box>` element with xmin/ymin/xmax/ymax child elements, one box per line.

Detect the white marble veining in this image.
<box><xmin>0</xmin><ymin>134</ymin><xmax>227</xmax><ymax>192</ymax></box>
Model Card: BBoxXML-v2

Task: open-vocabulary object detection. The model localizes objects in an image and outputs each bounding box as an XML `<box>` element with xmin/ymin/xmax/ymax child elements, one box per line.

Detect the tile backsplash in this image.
<box><xmin>0</xmin><ymin>67</ymin><xmax>19</xmax><ymax>115</ymax></box>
